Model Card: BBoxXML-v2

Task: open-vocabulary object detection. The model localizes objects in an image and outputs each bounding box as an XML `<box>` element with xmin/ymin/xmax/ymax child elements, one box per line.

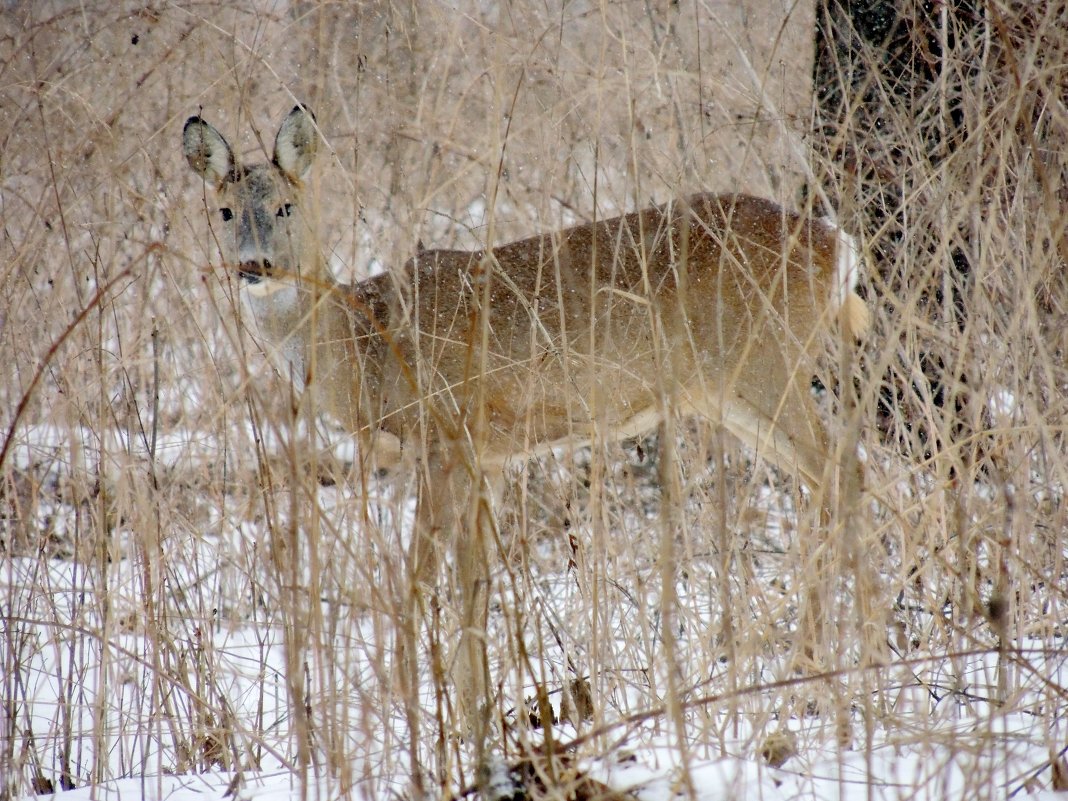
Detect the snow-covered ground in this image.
<box><xmin>5</xmin><ymin>420</ymin><xmax>1067</xmax><ymax>801</ymax></box>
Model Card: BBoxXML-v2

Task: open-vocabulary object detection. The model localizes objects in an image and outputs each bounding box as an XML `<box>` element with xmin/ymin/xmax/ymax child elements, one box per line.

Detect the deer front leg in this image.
<box><xmin>453</xmin><ymin>490</ymin><xmax>491</xmax><ymax>742</ymax></box>
<box><xmin>449</xmin><ymin>465</ymin><xmax>500</xmax><ymax>744</ymax></box>
<box><xmin>412</xmin><ymin>445</ymin><xmax>494</xmax><ymax>742</ymax></box>
<box><xmin>394</xmin><ymin>462</ymin><xmax>445</xmax><ymax>794</ymax></box>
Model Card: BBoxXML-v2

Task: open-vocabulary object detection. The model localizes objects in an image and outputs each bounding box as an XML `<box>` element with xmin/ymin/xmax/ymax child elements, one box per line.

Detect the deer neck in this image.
<box><xmin>244</xmin><ymin>251</ymin><xmax>333</xmax><ymax>389</ymax></box>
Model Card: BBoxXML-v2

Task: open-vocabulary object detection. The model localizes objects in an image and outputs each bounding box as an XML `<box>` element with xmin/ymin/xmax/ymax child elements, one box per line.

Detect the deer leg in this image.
<box><xmin>414</xmin><ymin>444</ymin><xmax>496</xmax><ymax>741</ymax></box>
<box><xmin>456</xmin><ymin>465</ymin><xmax>510</xmax><ymax>746</ymax></box>
<box><xmin>723</xmin><ymin>355</ymin><xmax>883</xmax><ymax>674</ymax></box>
<box><xmin>718</xmin><ymin>359</ymin><xmax>842</xmax><ymax>665</ymax></box>
<box><xmin>750</xmin><ymin>369</ymin><xmax>884</xmax><ymax>668</ymax></box>
<box><xmin>453</xmin><ymin>478</ymin><xmax>492</xmax><ymax>742</ymax></box>
<box><xmin>393</xmin><ymin>459</ymin><xmax>446</xmax><ymax>785</ymax></box>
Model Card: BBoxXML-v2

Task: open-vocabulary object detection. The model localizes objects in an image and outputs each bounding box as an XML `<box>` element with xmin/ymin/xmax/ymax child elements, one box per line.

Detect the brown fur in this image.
<box><xmin>184</xmin><ymin>106</ymin><xmax>868</xmax><ymax>733</ymax></box>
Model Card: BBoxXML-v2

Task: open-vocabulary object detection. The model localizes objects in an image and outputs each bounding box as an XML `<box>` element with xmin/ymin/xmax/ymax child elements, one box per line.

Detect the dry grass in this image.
<box><xmin>1</xmin><ymin>1</ymin><xmax>1066</xmax><ymax>798</ymax></box>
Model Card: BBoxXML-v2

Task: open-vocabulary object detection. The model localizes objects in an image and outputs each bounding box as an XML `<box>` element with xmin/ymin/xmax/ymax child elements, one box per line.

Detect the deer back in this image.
<box><xmin>316</xmin><ymin>193</ymin><xmax>857</xmax><ymax>466</ymax></box>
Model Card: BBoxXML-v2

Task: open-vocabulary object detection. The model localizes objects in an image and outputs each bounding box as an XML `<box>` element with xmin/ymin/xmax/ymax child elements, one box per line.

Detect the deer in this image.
<box><xmin>183</xmin><ymin>104</ymin><xmax>870</xmax><ymax>740</ymax></box>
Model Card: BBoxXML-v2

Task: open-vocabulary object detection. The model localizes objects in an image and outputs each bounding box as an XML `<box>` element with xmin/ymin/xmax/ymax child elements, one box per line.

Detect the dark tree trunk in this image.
<box><xmin>813</xmin><ymin>0</ymin><xmax>981</xmax><ymax>322</ymax></box>
<box><xmin>812</xmin><ymin>0</ymin><xmax>985</xmax><ymax>470</ymax></box>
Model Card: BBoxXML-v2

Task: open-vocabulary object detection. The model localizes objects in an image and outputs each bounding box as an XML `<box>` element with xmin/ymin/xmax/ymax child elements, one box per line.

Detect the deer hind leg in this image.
<box><xmin>723</xmin><ymin>354</ymin><xmax>881</xmax><ymax>671</ymax></box>
<box><xmin>716</xmin><ymin>358</ymin><xmax>841</xmax><ymax>666</ymax></box>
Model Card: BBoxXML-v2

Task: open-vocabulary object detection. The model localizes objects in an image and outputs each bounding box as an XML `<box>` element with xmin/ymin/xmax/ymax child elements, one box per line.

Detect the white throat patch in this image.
<box><xmin>243</xmin><ymin>275</ymin><xmax>296</xmax><ymax>298</ymax></box>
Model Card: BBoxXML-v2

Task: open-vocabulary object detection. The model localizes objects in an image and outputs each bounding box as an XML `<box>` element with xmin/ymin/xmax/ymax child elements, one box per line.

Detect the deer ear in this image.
<box><xmin>183</xmin><ymin>117</ymin><xmax>235</xmax><ymax>188</ymax></box>
<box><xmin>274</xmin><ymin>105</ymin><xmax>319</xmax><ymax>181</ymax></box>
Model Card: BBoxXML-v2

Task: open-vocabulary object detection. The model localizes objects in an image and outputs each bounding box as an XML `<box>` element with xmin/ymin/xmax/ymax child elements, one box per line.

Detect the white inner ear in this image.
<box><xmin>184</xmin><ymin>121</ymin><xmax>234</xmax><ymax>186</ymax></box>
<box><xmin>202</xmin><ymin>132</ymin><xmax>233</xmax><ymax>183</ymax></box>
<box><xmin>274</xmin><ymin>110</ymin><xmax>318</xmax><ymax>180</ymax></box>
<box><xmin>275</xmin><ymin>137</ymin><xmax>303</xmax><ymax>176</ymax></box>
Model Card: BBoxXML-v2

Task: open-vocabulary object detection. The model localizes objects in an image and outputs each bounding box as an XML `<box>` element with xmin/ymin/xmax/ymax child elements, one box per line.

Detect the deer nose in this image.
<box><xmin>238</xmin><ymin>259</ymin><xmax>272</xmax><ymax>284</ymax></box>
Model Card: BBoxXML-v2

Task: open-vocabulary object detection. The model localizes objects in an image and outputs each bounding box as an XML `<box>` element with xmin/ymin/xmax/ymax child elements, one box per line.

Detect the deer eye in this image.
<box><xmin>219</xmin><ymin>208</ymin><xmax>234</xmax><ymax>222</ymax></box>
<box><xmin>277</xmin><ymin>203</ymin><xmax>294</xmax><ymax>218</ymax></box>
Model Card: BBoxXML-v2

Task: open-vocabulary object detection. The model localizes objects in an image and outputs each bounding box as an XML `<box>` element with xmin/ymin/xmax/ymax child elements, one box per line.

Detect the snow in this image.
<box><xmin>5</xmin><ymin>423</ymin><xmax>1067</xmax><ymax>801</ymax></box>
<box><xmin>19</xmin><ymin>727</ymin><xmax>1065</xmax><ymax>801</ymax></box>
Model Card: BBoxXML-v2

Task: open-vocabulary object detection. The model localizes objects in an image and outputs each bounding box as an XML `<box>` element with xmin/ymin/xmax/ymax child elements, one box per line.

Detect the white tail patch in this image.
<box><xmin>835</xmin><ymin>227</ymin><xmax>870</xmax><ymax>339</ymax></box>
